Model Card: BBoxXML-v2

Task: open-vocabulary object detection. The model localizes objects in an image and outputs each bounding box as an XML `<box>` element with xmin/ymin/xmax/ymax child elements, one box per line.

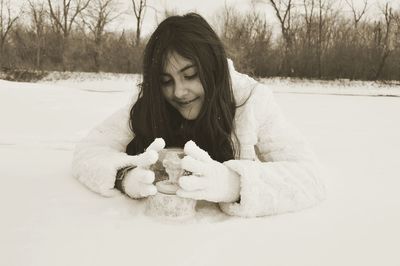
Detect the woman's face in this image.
<box><xmin>161</xmin><ymin>51</ymin><xmax>205</xmax><ymax>120</ymax></box>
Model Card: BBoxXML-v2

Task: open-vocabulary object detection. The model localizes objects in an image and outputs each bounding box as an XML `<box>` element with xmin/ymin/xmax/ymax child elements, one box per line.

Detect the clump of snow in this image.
<box><xmin>42</xmin><ymin>71</ymin><xmax>140</xmax><ymax>82</ymax></box>
<box><xmin>260</xmin><ymin>77</ymin><xmax>400</xmax><ymax>97</ymax></box>
<box><xmin>41</xmin><ymin>71</ymin><xmax>142</xmax><ymax>93</ymax></box>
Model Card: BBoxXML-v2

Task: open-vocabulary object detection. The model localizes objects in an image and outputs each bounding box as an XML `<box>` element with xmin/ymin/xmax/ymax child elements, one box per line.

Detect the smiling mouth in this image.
<box><xmin>175</xmin><ymin>97</ymin><xmax>198</xmax><ymax>106</ymax></box>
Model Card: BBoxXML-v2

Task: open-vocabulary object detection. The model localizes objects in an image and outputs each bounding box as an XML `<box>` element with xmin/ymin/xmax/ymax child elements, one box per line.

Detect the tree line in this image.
<box><xmin>1</xmin><ymin>0</ymin><xmax>400</xmax><ymax>81</ymax></box>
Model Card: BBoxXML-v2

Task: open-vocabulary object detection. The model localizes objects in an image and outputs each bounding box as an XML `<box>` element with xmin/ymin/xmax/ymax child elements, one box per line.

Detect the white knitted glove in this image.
<box><xmin>176</xmin><ymin>141</ymin><xmax>241</xmax><ymax>203</ymax></box>
<box><xmin>122</xmin><ymin>138</ymin><xmax>165</xmax><ymax>199</ymax></box>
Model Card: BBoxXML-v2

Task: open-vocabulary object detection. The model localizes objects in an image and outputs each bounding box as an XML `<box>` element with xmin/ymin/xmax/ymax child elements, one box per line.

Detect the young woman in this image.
<box><xmin>71</xmin><ymin>13</ymin><xmax>325</xmax><ymax>217</ymax></box>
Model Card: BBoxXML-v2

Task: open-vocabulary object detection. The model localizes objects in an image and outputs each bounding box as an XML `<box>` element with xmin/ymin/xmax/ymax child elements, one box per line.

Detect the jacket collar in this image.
<box><xmin>229</xmin><ymin>61</ymin><xmax>259</xmax><ymax>160</ymax></box>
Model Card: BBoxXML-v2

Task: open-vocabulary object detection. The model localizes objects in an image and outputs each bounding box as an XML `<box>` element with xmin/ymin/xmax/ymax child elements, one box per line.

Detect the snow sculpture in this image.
<box><xmin>146</xmin><ymin>148</ymin><xmax>197</xmax><ymax>218</ymax></box>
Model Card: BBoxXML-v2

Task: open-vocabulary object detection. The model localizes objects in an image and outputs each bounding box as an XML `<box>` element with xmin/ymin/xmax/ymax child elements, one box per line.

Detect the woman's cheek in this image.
<box><xmin>161</xmin><ymin>86</ymin><xmax>172</xmax><ymax>100</ymax></box>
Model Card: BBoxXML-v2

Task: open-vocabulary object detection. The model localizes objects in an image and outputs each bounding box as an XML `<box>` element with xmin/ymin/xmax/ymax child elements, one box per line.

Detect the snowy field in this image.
<box><xmin>1</xmin><ymin>74</ymin><xmax>400</xmax><ymax>266</ymax></box>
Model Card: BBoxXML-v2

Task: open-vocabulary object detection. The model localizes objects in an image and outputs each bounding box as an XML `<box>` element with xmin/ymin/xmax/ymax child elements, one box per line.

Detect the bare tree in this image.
<box><xmin>217</xmin><ymin>4</ymin><xmax>273</xmax><ymax>75</ymax></box>
<box><xmin>374</xmin><ymin>2</ymin><xmax>395</xmax><ymax>80</ymax></box>
<box><xmin>315</xmin><ymin>0</ymin><xmax>337</xmax><ymax>78</ymax></box>
<box><xmin>394</xmin><ymin>11</ymin><xmax>400</xmax><ymax>80</ymax></box>
<box><xmin>268</xmin><ymin>0</ymin><xmax>295</xmax><ymax>75</ymax></box>
<box><xmin>27</xmin><ymin>0</ymin><xmax>47</xmax><ymax>69</ymax></box>
<box><xmin>214</xmin><ymin>2</ymin><xmax>238</xmax><ymax>40</ymax></box>
<box><xmin>131</xmin><ymin>0</ymin><xmax>147</xmax><ymax>47</ymax></box>
<box><xmin>296</xmin><ymin>0</ymin><xmax>316</xmax><ymax>77</ymax></box>
<box><xmin>269</xmin><ymin>0</ymin><xmax>294</xmax><ymax>46</ymax></box>
<box><xmin>303</xmin><ymin>0</ymin><xmax>315</xmax><ymax>48</ymax></box>
<box><xmin>81</xmin><ymin>0</ymin><xmax>121</xmax><ymax>71</ymax></box>
<box><xmin>316</xmin><ymin>0</ymin><xmax>324</xmax><ymax>78</ymax></box>
<box><xmin>47</xmin><ymin>0</ymin><xmax>91</xmax><ymax>70</ymax></box>
<box><xmin>0</xmin><ymin>0</ymin><xmax>19</xmax><ymax>66</ymax></box>
<box><xmin>345</xmin><ymin>0</ymin><xmax>368</xmax><ymax>29</ymax></box>
<box><xmin>220</xmin><ymin>3</ymin><xmax>231</xmax><ymax>39</ymax></box>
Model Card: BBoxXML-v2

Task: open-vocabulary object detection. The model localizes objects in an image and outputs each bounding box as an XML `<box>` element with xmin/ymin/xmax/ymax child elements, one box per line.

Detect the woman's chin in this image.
<box><xmin>180</xmin><ymin>111</ymin><xmax>199</xmax><ymax>120</ymax></box>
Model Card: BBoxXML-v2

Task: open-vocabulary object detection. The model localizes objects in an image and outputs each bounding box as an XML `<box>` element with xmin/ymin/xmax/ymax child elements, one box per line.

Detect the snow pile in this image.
<box><xmin>1</xmin><ymin>76</ymin><xmax>399</xmax><ymax>266</ymax></box>
<box><xmin>41</xmin><ymin>71</ymin><xmax>142</xmax><ymax>92</ymax></box>
<box><xmin>261</xmin><ymin>77</ymin><xmax>400</xmax><ymax>97</ymax></box>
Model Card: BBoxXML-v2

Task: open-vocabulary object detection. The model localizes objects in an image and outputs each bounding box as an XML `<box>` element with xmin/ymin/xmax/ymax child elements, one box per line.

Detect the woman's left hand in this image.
<box><xmin>176</xmin><ymin>141</ymin><xmax>241</xmax><ymax>203</ymax></box>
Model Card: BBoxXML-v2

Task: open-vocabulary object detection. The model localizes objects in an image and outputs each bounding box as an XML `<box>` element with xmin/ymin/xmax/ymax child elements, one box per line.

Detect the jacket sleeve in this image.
<box><xmin>71</xmin><ymin>105</ymin><xmax>135</xmax><ymax>197</ymax></box>
<box><xmin>219</xmin><ymin>84</ymin><xmax>326</xmax><ymax>217</ymax></box>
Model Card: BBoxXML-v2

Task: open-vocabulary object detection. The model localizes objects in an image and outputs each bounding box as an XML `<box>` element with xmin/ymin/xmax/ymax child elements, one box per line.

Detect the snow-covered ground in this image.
<box><xmin>1</xmin><ymin>74</ymin><xmax>399</xmax><ymax>266</ymax></box>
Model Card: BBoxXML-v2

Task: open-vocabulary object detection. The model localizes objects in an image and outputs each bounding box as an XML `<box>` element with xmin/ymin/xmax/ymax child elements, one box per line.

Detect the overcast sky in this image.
<box><xmin>10</xmin><ymin>0</ymin><xmax>399</xmax><ymax>37</ymax></box>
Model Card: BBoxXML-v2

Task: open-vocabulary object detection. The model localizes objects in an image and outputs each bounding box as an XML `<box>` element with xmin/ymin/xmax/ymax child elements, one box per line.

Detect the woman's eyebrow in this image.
<box><xmin>161</xmin><ymin>64</ymin><xmax>195</xmax><ymax>75</ymax></box>
<box><xmin>179</xmin><ymin>64</ymin><xmax>195</xmax><ymax>73</ymax></box>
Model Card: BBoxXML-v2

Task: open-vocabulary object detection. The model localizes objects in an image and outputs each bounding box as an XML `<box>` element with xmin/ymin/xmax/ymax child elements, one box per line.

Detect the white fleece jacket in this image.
<box><xmin>71</xmin><ymin>61</ymin><xmax>326</xmax><ymax>217</ymax></box>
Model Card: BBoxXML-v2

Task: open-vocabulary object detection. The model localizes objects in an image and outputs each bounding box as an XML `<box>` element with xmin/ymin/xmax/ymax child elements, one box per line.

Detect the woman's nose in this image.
<box><xmin>173</xmin><ymin>80</ymin><xmax>188</xmax><ymax>99</ymax></box>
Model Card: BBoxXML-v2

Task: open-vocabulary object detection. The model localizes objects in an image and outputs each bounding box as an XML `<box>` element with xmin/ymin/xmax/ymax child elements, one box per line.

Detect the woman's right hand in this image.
<box><xmin>122</xmin><ymin>138</ymin><xmax>165</xmax><ymax>198</ymax></box>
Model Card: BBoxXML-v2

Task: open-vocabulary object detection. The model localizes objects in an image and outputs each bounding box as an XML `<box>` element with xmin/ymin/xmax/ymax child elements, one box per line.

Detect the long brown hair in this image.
<box><xmin>126</xmin><ymin>13</ymin><xmax>238</xmax><ymax>163</ymax></box>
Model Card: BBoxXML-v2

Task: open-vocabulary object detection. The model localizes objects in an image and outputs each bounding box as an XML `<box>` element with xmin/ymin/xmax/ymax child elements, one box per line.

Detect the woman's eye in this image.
<box><xmin>184</xmin><ymin>73</ymin><xmax>198</xmax><ymax>80</ymax></box>
<box><xmin>161</xmin><ymin>79</ymin><xmax>173</xmax><ymax>86</ymax></box>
